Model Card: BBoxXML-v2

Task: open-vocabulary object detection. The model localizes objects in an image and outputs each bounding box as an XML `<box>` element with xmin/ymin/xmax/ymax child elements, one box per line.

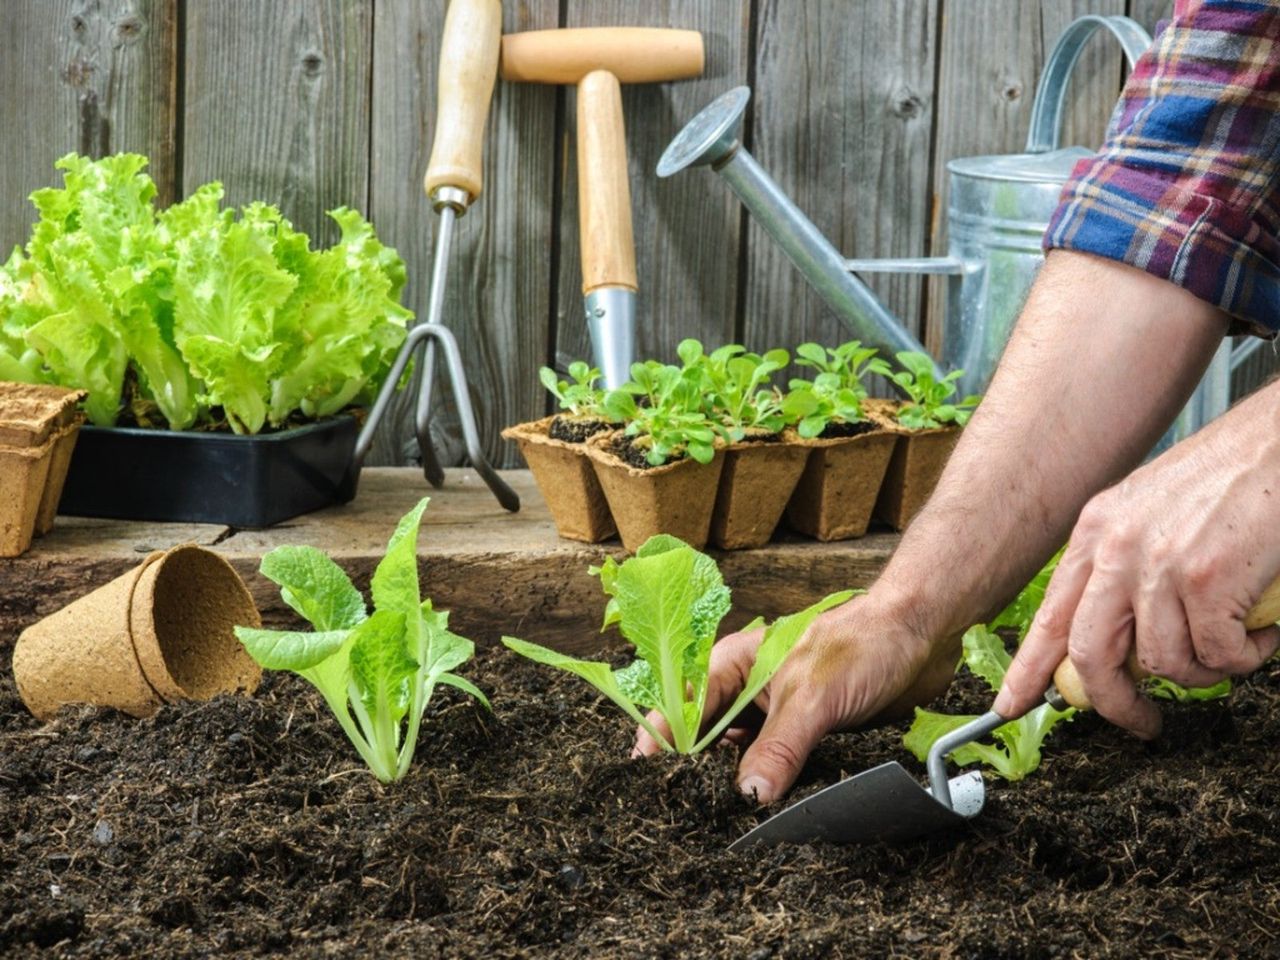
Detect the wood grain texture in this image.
<box><xmin>0</xmin><ymin>0</ymin><xmax>177</xmax><ymax>255</ymax></box>
<box><xmin>367</xmin><ymin>0</ymin><xmax>558</xmax><ymax>468</ymax></box>
<box><xmin>925</xmin><ymin>0</ymin><xmax>1127</xmax><ymax>353</ymax></box>
<box><xmin>1126</xmin><ymin>0</ymin><xmax>1175</xmax><ymax>33</ymax></box>
<box><xmin>182</xmin><ymin>0</ymin><xmax>371</xmax><ymax>249</ymax></box>
<box><xmin>554</xmin><ymin>0</ymin><xmax>751</xmax><ymax>370</ymax></box>
<box><xmin>0</xmin><ymin>468</ymin><xmax>899</xmax><ymax>654</ymax></box>
<box><xmin>743</xmin><ymin>0</ymin><xmax>939</xmax><ymax>362</ymax></box>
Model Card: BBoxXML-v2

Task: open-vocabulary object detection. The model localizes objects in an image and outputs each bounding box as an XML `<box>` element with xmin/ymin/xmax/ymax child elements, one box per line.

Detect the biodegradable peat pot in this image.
<box><xmin>874</xmin><ymin>425</ymin><xmax>961</xmax><ymax>531</ymax></box>
<box><xmin>58</xmin><ymin>414</ymin><xmax>361</xmax><ymax>527</ymax></box>
<box><xmin>0</xmin><ymin>382</ymin><xmax>84</xmax><ymax>448</ymax></box>
<box><xmin>34</xmin><ymin>416</ymin><xmax>87</xmax><ymax>536</ymax></box>
<box><xmin>585</xmin><ymin>431</ymin><xmax>725</xmax><ymax>553</ymax></box>
<box><xmin>502</xmin><ymin>416</ymin><xmax>615</xmax><ymax>543</ymax></box>
<box><xmin>0</xmin><ymin>382</ymin><xmax>87</xmax><ymax>550</ymax></box>
<box><xmin>0</xmin><ymin>432</ymin><xmax>57</xmax><ymax>558</ymax></box>
<box><xmin>784</xmin><ymin>416</ymin><xmax>898</xmax><ymax>542</ymax></box>
<box><xmin>12</xmin><ymin>545</ymin><xmax>263</xmax><ymax>721</ymax></box>
<box><xmin>710</xmin><ymin>436</ymin><xmax>810</xmax><ymax>550</ymax></box>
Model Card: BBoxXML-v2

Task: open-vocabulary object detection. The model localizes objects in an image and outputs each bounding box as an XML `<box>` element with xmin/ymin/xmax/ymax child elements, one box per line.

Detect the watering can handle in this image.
<box><xmin>1025</xmin><ymin>15</ymin><xmax>1153</xmax><ymax>154</ymax></box>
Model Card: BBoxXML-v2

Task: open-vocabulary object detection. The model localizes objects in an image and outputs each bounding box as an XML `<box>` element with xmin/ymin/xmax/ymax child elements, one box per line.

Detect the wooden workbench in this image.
<box><xmin>0</xmin><ymin>469</ymin><xmax>898</xmax><ymax>653</ymax></box>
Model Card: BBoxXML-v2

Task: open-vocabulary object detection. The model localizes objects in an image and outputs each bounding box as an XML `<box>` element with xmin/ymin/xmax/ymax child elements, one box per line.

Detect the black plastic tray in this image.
<box><xmin>58</xmin><ymin>416</ymin><xmax>361</xmax><ymax>528</ymax></box>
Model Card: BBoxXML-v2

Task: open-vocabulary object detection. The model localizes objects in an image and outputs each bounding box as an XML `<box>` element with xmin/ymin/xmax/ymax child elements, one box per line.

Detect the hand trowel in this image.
<box><xmin>731</xmin><ymin>571</ymin><xmax>1280</xmax><ymax>851</ymax></box>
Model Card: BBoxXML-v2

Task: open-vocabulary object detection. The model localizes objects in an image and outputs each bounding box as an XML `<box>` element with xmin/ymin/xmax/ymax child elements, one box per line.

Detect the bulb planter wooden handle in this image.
<box><xmin>424</xmin><ymin>0</ymin><xmax>503</xmax><ymax>202</ymax></box>
<box><xmin>578</xmin><ymin>70</ymin><xmax>637</xmax><ymax>294</ymax></box>
<box><xmin>1050</xmin><ymin>571</ymin><xmax>1280</xmax><ymax>710</ymax></box>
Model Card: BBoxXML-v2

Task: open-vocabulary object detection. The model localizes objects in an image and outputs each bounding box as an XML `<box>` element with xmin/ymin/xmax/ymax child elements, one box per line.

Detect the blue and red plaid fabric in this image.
<box><xmin>1044</xmin><ymin>0</ymin><xmax>1280</xmax><ymax>335</ymax></box>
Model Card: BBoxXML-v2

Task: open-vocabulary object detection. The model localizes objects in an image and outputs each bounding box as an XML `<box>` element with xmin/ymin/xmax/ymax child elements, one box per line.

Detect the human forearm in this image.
<box><xmin>873</xmin><ymin>250</ymin><xmax>1229</xmax><ymax>643</ymax></box>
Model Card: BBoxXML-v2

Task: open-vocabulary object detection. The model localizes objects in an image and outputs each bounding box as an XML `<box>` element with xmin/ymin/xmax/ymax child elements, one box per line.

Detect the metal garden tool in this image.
<box><xmin>660</xmin><ymin>15</ymin><xmax>1261</xmax><ymax>448</ymax></box>
<box><xmin>500</xmin><ymin>27</ymin><xmax>705</xmax><ymax>388</ymax></box>
<box><xmin>355</xmin><ymin>0</ymin><xmax>518</xmax><ymax>512</ymax></box>
<box><xmin>732</xmin><ymin>572</ymin><xmax>1280</xmax><ymax>851</ymax></box>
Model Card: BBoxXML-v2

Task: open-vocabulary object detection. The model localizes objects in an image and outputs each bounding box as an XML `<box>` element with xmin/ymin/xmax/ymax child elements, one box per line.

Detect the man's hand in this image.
<box><xmin>632</xmin><ymin>594</ymin><xmax>960</xmax><ymax>803</ymax></box>
<box><xmin>995</xmin><ymin>383</ymin><xmax>1280</xmax><ymax>736</ymax></box>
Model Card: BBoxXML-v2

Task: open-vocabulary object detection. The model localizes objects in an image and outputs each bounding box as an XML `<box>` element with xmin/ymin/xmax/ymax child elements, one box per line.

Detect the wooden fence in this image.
<box><xmin>9</xmin><ymin>0</ymin><xmax>1261</xmax><ymax>470</ymax></box>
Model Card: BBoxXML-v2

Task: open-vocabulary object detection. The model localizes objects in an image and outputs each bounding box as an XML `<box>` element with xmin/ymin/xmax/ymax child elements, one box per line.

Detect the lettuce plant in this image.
<box><xmin>681</xmin><ymin>339</ymin><xmax>790</xmax><ymax>443</ymax></box>
<box><xmin>502</xmin><ymin>535</ymin><xmax>851</xmax><ymax>753</ymax></box>
<box><xmin>0</xmin><ymin>152</ymin><xmax>410</xmax><ymax>433</ymax></box>
<box><xmin>603</xmin><ymin>360</ymin><xmax>718</xmax><ymax>465</ymax></box>
<box><xmin>889</xmin><ymin>351</ymin><xmax>981</xmax><ymax>430</ymax></box>
<box><xmin>781</xmin><ymin>340</ymin><xmax>889</xmax><ymax>439</ymax></box>
<box><xmin>539</xmin><ymin>360</ymin><xmax>612</xmax><ymax>420</ymax></box>
<box><xmin>234</xmin><ymin>499</ymin><xmax>487</xmax><ymax>782</ymax></box>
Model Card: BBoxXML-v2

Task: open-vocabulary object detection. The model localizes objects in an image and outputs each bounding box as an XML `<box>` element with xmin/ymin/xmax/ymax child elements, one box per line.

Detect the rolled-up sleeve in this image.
<box><xmin>1044</xmin><ymin>0</ymin><xmax>1280</xmax><ymax>336</ymax></box>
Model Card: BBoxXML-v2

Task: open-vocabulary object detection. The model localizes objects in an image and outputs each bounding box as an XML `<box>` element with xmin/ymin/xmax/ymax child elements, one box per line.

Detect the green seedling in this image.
<box><xmin>235</xmin><ymin>499</ymin><xmax>487</xmax><ymax>782</ymax></box>
<box><xmin>681</xmin><ymin>339</ymin><xmax>790</xmax><ymax>443</ymax></box>
<box><xmin>603</xmin><ymin>360</ymin><xmax>718</xmax><ymax>466</ymax></box>
<box><xmin>782</xmin><ymin>340</ymin><xmax>889</xmax><ymax>438</ymax></box>
<box><xmin>889</xmin><ymin>351</ymin><xmax>981</xmax><ymax>430</ymax></box>
<box><xmin>539</xmin><ymin>360</ymin><xmax>613</xmax><ymax>421</ymax></box>
<box><xmin>503</xmin><ymin>535</ymin><xmax>851</xmax><ymax>754</ymax></box>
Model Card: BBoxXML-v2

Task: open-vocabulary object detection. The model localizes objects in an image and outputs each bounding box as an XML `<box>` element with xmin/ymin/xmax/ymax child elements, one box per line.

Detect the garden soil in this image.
<box><xmin>3</xmin><ymin>636</ymin><xmax>1279</xmax><ymax>959</ymax></box>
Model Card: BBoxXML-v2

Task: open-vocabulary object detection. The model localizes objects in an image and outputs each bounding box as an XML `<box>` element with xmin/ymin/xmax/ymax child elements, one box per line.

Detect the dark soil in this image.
<box><xmin>548</xmin><ymin>416</ymin><xmax>613</xmax><ymax>445</ymax></box>
<box><xmin>818</xmin><ymin>419</ymin><xmax>878</xmax><ymax>440</ymax></box>
<box><xmin>3</xmin><ymin>635</ymin><xmax>1279</xmax><ymax>959</ymax></box>
<box><xmin>610</xmin><ymin>433</ymin><xmax>681</xmax><ymax>471</ymax></box>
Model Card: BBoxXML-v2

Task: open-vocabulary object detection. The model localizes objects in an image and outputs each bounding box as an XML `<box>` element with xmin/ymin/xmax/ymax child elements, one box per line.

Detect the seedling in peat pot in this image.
<box><xmin>603</xmin><ymin>360</ymin><xmax>719</xmax><ymax>466</ymax></box>
<box><xmin>889</xmin><ymin>351</ymin><xmax>981</xmax><ymax>430</ymax></box>
<box><xmin>681</xmin><ymin>339</ymin><xmax>790</xmax><ymax>443</ymax></box>
<box><xmin>782</xmin><ymin>340</ymin><xmax>889</xmax><ymax>438</ymax></box>
<box><xmin>234</xmin><ymin>498</ymin><xmax>488</xmax><ymax>782</ymax></box>
<box><xmin>503</xmin><ymin>534</ymin><xmax>851</xmax><ymax>753</ymax></box>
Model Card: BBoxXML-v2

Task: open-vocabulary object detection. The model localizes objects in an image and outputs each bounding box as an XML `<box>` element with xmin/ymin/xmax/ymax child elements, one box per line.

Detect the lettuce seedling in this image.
<box><xmin>539</xmin><ymin>360</ymin><xmax>612</xmax><ymax>420</ymax></box>
<box><xmin>234</xmin><ymin>498</ymin><xmax>487</xmax><ymax>782</ymax></box>
<box><xmin>502</xmin><ymin>535</ymin><xmax>851</xmax><ymax>753</ymax></box>
<box><xmin>889</xmin><ymin>351</ymin><xmax>981</xmax><ymax>430</ymax></box>
<box><xmin>781</xmin><ymin>340</ymin><xmax>890</xmax><ymax>438</ymax></box>
<box><xmin>603</xmin><ymin>360</ymin><xmax>719</xmax><ymax>466</ymax></box>
<box><xmin>683</xmin><ymin>339</ymin><xmax>790</xmax><ymax>443</ymax></box>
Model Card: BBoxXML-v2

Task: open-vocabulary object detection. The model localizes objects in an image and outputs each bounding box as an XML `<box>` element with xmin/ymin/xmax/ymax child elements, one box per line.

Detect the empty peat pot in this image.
<box><xmin>13</xmin><ymin>545</ymin><xmax>262</xmax><ymax>720</ymax></box>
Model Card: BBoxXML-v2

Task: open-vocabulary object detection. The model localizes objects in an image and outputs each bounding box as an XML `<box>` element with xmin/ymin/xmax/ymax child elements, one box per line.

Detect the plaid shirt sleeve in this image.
<box><xmin>1044</xmin><ymin>0</ymin><xmax>1280</xmax><ymax>336</ymax></box>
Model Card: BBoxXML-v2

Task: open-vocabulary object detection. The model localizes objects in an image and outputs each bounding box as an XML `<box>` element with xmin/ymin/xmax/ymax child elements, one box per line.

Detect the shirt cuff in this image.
<box><xmin>1044</xmin><ymin>154</ymin><xmax>1280</xmax><ymax>339</ymax></box>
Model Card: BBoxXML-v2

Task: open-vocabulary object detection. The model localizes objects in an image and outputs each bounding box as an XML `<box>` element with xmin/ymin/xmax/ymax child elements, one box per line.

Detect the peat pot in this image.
<box><xmin>59</xmin><ymin>415</ymin><xmax>361</xmax><ymax>528</ymax></box>
<box><xmin>502</xmin><ymin>416</ymin><xmax>616</xmax><ymax>543</ymax></box>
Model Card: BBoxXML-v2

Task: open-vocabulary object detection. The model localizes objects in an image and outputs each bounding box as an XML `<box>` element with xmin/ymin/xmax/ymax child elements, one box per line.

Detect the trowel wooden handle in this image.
<box><xmin>424</xmin><ymin>0</ymin><xmax>503</xmax><ymax>202</ymax></box>
<box><xmin>500</xmin><ymin>27</ymin><xmax>704</xmax><ymax>85</ymax></box>
<box><xmin>1051</xmin><ymin>572</ymin><xmax>1280</xmax><ymax>710</ymax></box>
<box><xmin>577</xmin><ymin>70</ymin><xmax>637</xmax><ymax>294</ymax></box>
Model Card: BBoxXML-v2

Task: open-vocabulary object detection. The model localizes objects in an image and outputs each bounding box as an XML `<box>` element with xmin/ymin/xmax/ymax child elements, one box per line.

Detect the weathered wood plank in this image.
<box><xmin>553</xmin><ymin>1</ymin><xmax>751</xmax><ymax>370</ymax></box>
<box><xmin>1126</xmin><ymin>0</ymin><xmax>1174</xmax><ymax>34</ymax></box>
<box><xmin>925</xmin><ymin>0</ymin><xmax>1126</xmax><ymax>355</ymax></box>
<box><xmin>366</xmin><ymin>0</ymin><xmax>559</xmax><ymax>468</ymax></box>
<box><xmin>0</xmin><ymin>468</ymin><xmax>898</xmax><ymax>654</ymax></box>
<box><xmin>743</xmin><ymin>0</ymin><xmax>939</xmax><ymax>360</ymax></box>
<box><xmin>0</xmin><ymin>0</ymin><xmax>177</xmax><ymax>255</ymax></box>
<box><xmin>181</xmin><ymin>0</ymin><xmax>371</xmax><ymax>249</ymax></box>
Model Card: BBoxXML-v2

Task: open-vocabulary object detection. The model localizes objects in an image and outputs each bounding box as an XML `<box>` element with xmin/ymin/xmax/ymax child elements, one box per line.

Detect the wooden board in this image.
<box><xmin>181</xmin><ymin>0</ymin><xmax>372</xmax><ymax>249</ymax></box>
<box><xmin>743</xmin><ymin>0</ymin><xmax>939</xmax><ymax>361</ymax></box>
<box><xmin>0</xmin><ymin>468</ymin><xmax>898</xmax><ymax>655</ymax></box>
<box><xmin>365</xmin><ymin>0</ymin><xmax>559</xmax><ymax>469</ymax></box>
<box><xmin>553</xmin><ymin>0</ymin><xmax>752</xmax><ymax>369</ymax></box>
<box><xmin>0</xmin><ymin>0</ymin><xmax>177</xmax><ymax>254</ymax></box>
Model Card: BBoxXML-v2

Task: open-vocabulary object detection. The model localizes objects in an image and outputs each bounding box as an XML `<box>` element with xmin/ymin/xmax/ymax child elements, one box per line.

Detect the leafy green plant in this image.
<box><xmin>539</xmin><ymin>361</ymin><xmax>612</xmax><ymax>420</ymax></box>
<box><xmin>781</xmin><ymin>340</ymin><xmax>889</xmax><ymax>439</ymax></box>
<box><xmin>603</xmin><ymin>359</ymin><xmax>719</xmax><ymax>466</ymax></box>
<box><xmin>0</xmin><ymin>152</ymin><xmax>411</xmax><ymax>433</ymax></box>
<box><xmin>794</xmin><ymin>340</ymin><xmax>890</xmax><ymax>385</ymax></box>
<box><xmin>234</xmin><ymin>499</ymin><xmax>487</xmax><ymax>782</ymax></box>
<box><xmin>889</xmin><ymin>351</ymin><xmax>981</xmax><ymax>430</ymax></box>
<box><xmin>682</xmin><ymin>339</ymin><xmax>790</xmax><ymax>443</ymax></box>
<box><xmin>502</xmin><ymin>535</ymin><xmax>851</xmax><ymax>753</ymax></box>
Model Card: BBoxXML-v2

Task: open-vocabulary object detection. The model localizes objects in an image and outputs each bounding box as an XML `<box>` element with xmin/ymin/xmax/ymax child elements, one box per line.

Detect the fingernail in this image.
<box><xmin>738</xmin><ymin>775</ymin><xmax>773</xmax><ymax>804</ymax></box>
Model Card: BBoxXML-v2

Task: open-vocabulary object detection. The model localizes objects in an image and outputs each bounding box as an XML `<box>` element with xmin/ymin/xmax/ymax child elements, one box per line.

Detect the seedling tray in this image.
<box><xmin>58</xmin><ymin>416</ymin><xmax>360</xmax><ymax>527</ymax></box>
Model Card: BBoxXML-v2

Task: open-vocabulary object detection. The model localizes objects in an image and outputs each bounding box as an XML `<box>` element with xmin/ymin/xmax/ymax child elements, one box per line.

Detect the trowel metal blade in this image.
<box><xmin>728</xmin><ymin>762</ymin><xmax>985</xmax><ymax>851</ymax></box>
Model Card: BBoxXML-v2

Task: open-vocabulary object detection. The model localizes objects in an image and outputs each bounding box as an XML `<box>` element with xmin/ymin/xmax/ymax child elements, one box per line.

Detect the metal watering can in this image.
<box><xmin>658</xmin><ymin>15</ymin><xmax>1250</xmax><ymax>444</ymax></box>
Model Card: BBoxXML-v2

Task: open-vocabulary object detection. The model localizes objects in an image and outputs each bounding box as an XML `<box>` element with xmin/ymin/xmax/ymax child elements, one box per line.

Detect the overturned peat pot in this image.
<box><xmin>2</xmin><ymin>641</ymin><xmax>1279</xmax><ymax>958</ymax></box>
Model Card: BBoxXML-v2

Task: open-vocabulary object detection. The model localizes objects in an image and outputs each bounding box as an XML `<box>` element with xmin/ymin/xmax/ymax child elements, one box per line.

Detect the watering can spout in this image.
<box><xmin>658</xmin><ymin>87</ymin><xmax>942</xmax><ymax>377</ymax></box>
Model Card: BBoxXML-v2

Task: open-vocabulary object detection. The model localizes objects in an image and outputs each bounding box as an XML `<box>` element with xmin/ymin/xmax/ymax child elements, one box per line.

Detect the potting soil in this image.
<box><xmin>2</xmin><ymin>640</ymin><xmax>1278</xmax><ymax>958</ymax></box>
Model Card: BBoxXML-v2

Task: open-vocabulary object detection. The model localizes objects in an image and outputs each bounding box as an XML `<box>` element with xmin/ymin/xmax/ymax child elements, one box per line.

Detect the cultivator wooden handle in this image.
<box><xmin>424</xmin><ymin>0</ymin><xmax>503</xmax><ymax>203</ymax></box>
<box><xmin>1050</xmin><ymin>572</ymin><xmax>1280</xmax><ymax>710</ymax></box>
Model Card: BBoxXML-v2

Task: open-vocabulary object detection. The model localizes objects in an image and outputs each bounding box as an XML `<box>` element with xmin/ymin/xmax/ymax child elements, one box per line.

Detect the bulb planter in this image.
<box><xmin>584</xmin><ymin>431</ymin><xmax>725</xmax><ymax>553</ymax></box>
<box><xmin>709</xmin><ymin>434</ymin><xmax>810</xmax><ymax>550</ymax></box>
<box><xmin>0</xmin><ymin>382</ymin><xmax>87</xmax><ymax>556</ymax></box>
<box><xmin>783</xmin><ymin>412</ymin><xmax>898</xmax><ymax>542</ymax></box>
<box><xmin>502</xmin><ymin>415</ymin><xmax>616</xmax><ymax>543</ymax></box>
<box><xmin>12</xmin><ymin>544</ymin><xmax>262</xmax><ymax>720</ymax></box>
<box><xmin>57</xmin><ymin>413</ymin><xmax>362</xmax><ymax>528</ymax></box>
